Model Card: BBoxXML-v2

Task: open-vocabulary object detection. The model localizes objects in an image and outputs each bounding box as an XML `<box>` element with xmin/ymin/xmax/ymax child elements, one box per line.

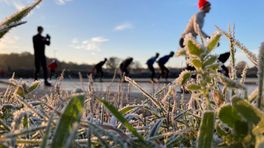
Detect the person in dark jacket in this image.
<box><xmin>33</xmin><ymin>26</ymin><xmax>51</xmax><ymax>86</ymax></box>
<box><xmin>146</xmin><ymin>53</ymin><xmax>159</xmax><ymax>82</ymax></box>
<box><xmin>120</xmin><ymin>57</ymin><xmax>133</xmax><ymax>78</ymax></box>
<box><xmin>92</xmin><ymin>58</ymin><xmax>107</xmax><ymax>81</ymax></box>
<box><xmin>157</xmin><ymin>52</ymin><xmax>174</xmax><ymax>80</ymax></box>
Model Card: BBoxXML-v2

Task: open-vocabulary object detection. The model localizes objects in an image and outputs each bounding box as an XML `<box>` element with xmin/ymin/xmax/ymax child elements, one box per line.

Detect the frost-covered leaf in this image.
<box><xmin>218</xmin><ymin>104</ymin><xmax>241</xmax><ymax>128</ymax></box>
<box><xmin>191</xmin><ymin>59</ymin><xmax>203</xmax><ymax>70</ymax></box>
<box><xmin>186</xmin><ymin>83</ymin><xmax>201</xmax><ymax>91</ymax></box>
<box><xmin>176</xmin><ymin>70</ymin><xmax>192</xmax><ymax>85</ymax></box>
<box><xmin>197</xmin><ymin>111</ymin><xmax>215</xmax><ymax>148</ymax></box>
<box><xmin>203</xmin><ymin>55</ymin><xmax>218</xmax><ymax>67</ymax></box>
<box><xmin>232</xmin><ymin>97</ymin><xmax>264</xmax><ymax>125</ymax></box>
<box><xmin>186</xmin><ymin>40</ymin><xmax>204</xmax><ymax>57</ymax></box>
<box><xmin>207</xmin><ymin>32</ymin><xmax>221</xmax><ymax>52</ymax></box>
<box><xmin>28</xmin><ymin>81</ymin><xmax>41</xmax><ymax>93</ymax></box>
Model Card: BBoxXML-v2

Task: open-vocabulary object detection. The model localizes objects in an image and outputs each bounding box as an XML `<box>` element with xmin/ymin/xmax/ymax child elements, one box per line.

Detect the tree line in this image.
<box><xmin>0</xmin><ymin>52</ymin><xmax>257</xmax><ymax>79</ymax></box>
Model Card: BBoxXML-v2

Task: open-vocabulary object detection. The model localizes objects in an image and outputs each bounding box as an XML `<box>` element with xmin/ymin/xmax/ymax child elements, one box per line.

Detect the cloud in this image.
<box><xmin>0</xmin><ymin>34</ymin><xmax>20</xmax><ymax>52</ymax></box>
<box><xmin>55</xmin><ymin>0</ymin><xmax>72</xmax><ymax>5</ymax></box>
<box><xmin>0</xmin><ymin>0</ymin><xmax>32</xmax><ymax>10</ymax></box>
<box><xmin>114</xmin><ymin>23</ymin><xmax>134</xmax><ymax>31</ymax></box>
<box><xmin>70</xmin><ymin>36</ymin><xmax>109</xmax><ymax>51</ymax></box>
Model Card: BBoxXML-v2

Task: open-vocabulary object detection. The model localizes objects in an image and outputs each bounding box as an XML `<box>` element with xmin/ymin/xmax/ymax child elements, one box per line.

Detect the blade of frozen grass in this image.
<box><xmin>124</xmin><ymin>76</ymin><xmax>166</xmax><ymax>112</ymax></box>
<box><xmin>147</xmin><ymin>128</ymin><xmax>192</xmax><ymax>141</ymax></box>
<box><xmin>148</xmin><ymin>118</ymin><xmax>164</xmax><ymax>139</ymax></box>
<box><xmin>88</xmin><ymin>123</ymin><xmax>127</xmax><ymax>147</ymax></box>
<box><xmin>14</xmin><ymin>96</ymin><xmax>48</xmax><ymax>121</ymax></box>
<box><xmin>40</xmin><ymin>114</ymin><xmax>54</xmax><ymax>148</ymax></box>
<box><xmin>91</xmin><ymin>129</ymin><xmax>110</xmax><ymax>148</ymax></box>
<box><xmin>97</xmin><ymin>98</ymin><xmax>144</xmax><ymax>142</ymax></box>
<box><xmin>3</xmin><ymin>125</ymin><xmax>46</xmax><ymax>138</ymax></box>
<box><xmin>119</xmin><ymin>105</ymin><xmax>146</xmax><ymax>115</ymax></box>
<box><xmin>65</xmin><ymin>123</ymin><xmax>80</xmax><ymax>148</ymax></box>
<box><xmin>0</xmin><ymin>80</ymin><xmax>15</xmax><ymax>86</ymax></box>
<box><xmin>197</xmin><ymin>111</ymin><xmax>215</xmax><ymax>148</ymax></box>
<box><xmin>0</xmin><ymin>119</ymin><xmax>11</xmax><ymax>131</ymax></box>
<box><xmin>51</xmin><ymin>95</ymin><xmax>85</xmax><ymax>148</ymax></box>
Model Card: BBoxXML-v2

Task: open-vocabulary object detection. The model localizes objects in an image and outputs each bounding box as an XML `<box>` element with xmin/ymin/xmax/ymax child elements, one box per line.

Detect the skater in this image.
<box><xmin>157</xmin><ymin>52</ymin><xmax>174</xmax><ymax>81</ymax></box>
<box><xmin>120</xmin><ymin>57</ymin><xmax>133</xmax><ymax>78</ymax></box>
<box><xmin>180</xmin><ymin>0</ymin><xmax>211</xmax><ymax>47</ymax></box>
<box><xmin>179</xmin><ymin>0</ymin><xmax>230</xmax><ymax>76</ymax></box>
<box><xmin>48</xmin><ymin>59</ymin><xmax>58</xmax><ymax>80</ymax></box>
<box><xmin>92</xmin><ymin>58</ymin><xmax>107</xmax><ymax>81</ymax></box>
<box><xmin>33</xmin><ymin>26</ymin><xmax>52</xmax><ymax>86</ymax></box>
<box><xmin>146</xmin><ymin>53</ymin><xmax>159</xmax><ymax>82</ymax></box>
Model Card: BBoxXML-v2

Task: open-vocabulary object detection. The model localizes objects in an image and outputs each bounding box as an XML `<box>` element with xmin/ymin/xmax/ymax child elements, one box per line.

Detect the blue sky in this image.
<box><xmin>0</xmin><ymin>0</ymin><xmax>264</xmax><ymax>67</ymax></box>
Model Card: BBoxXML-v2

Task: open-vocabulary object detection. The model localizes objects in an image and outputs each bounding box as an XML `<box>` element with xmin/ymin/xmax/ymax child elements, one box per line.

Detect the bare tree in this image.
<box><xmin>106</xmin><ymin>57</ymin><xmax>121</xmax><ymax>70</ymax></box>
<box><xmin>235</xmin><ymin>61</ymin><xmax>247</xmax><ymax>75</ymax></box>
<box><xmin>131</xmin><ymin>61</ymin><xmax>142</xmax><ymax>70</ymax></box>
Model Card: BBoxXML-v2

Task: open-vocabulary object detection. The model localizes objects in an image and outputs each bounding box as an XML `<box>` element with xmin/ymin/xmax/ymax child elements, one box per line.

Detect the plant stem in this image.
<box><xmin>257</xmin><ymin>43</ymin><xmax>264</xmax><ymax>109</ymax></box>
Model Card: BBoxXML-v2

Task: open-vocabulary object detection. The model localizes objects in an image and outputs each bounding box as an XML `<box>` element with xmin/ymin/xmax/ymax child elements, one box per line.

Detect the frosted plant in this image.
<box><xmin>0</xmin><ymin>0</ymin><xmax>42</xmax><ymax>39</ymax></box>
<box><xmin>176</xmin><ymin>48</ymin><xmax>186</xmax><ymax>57</ymax></box>
<box><xmin>240</xmin><ymin>64</ymin><xmax>249</xmax><ymax>85</ymax></box>
<box><xmin>257</xmin><ymin>42</ymin><xmax>264</xmax><ymax>108</ymax></box>
<box><xmin>228</xmin><ymin>24</ymin><xmax>237</xmax><ymax>81</ymax></box>
<box><xmin>216</xmin><ymin>26</ymin><xmax>258</xmax><ymax>66</ymax></box>
<box><xmin>175</xmin><ymin>70</ymin><xmax>192</xmax><ymax>86</ymax></box>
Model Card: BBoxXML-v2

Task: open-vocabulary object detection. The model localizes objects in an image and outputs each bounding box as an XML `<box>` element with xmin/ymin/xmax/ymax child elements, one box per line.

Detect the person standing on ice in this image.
<box><xmin>179</xmin><ymin>0</ymin><xmax>230</xmax><ymax>76</ymax></box>
<box><xmin>146</xmin><ymin>53</ymin><xmax>159</xmax><ymax>82</ymax></box>
<box><xmin>33</xmin><ymin>26</ymin><xmax>52</xmax><ymax>86</ymax></box>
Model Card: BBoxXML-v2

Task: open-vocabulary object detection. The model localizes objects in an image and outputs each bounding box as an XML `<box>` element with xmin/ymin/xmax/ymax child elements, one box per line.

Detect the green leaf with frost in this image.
<box><xmin>233</xmin><ymin>120</ymin><xmax>248</xmax><ymax>139</ymax></box>
<box><xmin>15</xmin><ymin>86</ymin><xmax>25</xmax><ymax>97</ymax></box>
<box><xmin>219</xmin><ymin>104</ymin><xmax>249</xmax><ymax>140</ymax></box>
<box><xmin>176</xmin><ymin>70</ymin><xmax>192</xmax><ymax>85</ymax></box>
<box><xmin>232</xmin><ymin>97</ymin><xmax>264</xmax><ymax>125</ymax></box>
<box><xmin>218</xmin><ymin>104</ymin><xmax>241</xmax><ymax>128</ymax></box>
<box><xmin>191</xmin><ymin>59</ymin><xmax>203</xmax><ymax>69</ymax></box>
<box><xmin>216</xmin><ymin>125</ymin><xmax>227</xmax><ymax>137</ymax></box>
<box><xmin>207</xmin><ymin>33</ymin><xmax>221</xmax><ymax>52</ymax></box>
<box><xmin>197</xmin><ymin>111</ymin><xmax>215</xmax><ymax>148</ymax></box>
<box><xmin>187</xmin><ymin>40</ymin><xmax>204</xmax><ymax>57</ymax></box>
<box><xmin>22</xmin><ymin>114</ymin><xmax>29</xmax><ymax>129</ymax></box>
<box><xmin>28</xmin><ymin>81</ymin><xmax>41</xmax><ymax>93</ymax></box>
<box><xmin>203</xmin><ymin>56</ymin><xmax>218</xmax><ymax>67</ymax></box>
<box><xmin>51</xmin><ymin>95</ymin><xmax>85</xmax><ymax>148</ymax></box>
<box><xmin>206</xmin><ymin>63</ymin><xmax>219</xmax><ymax>71</ymax></box>
<box><xmin>119</xmin><ymin>105</ymin><xmax>144</xmax><ymax>115</ymax></box>
<box><xmin>98</xmin><ymin>99</ymin><xmax>144</xmax><ymax>142</ymax></box>
<box><xmin>186</xmin><ymin>83</ymin><xmax>201</xmax><ymax>91</ymax></box>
